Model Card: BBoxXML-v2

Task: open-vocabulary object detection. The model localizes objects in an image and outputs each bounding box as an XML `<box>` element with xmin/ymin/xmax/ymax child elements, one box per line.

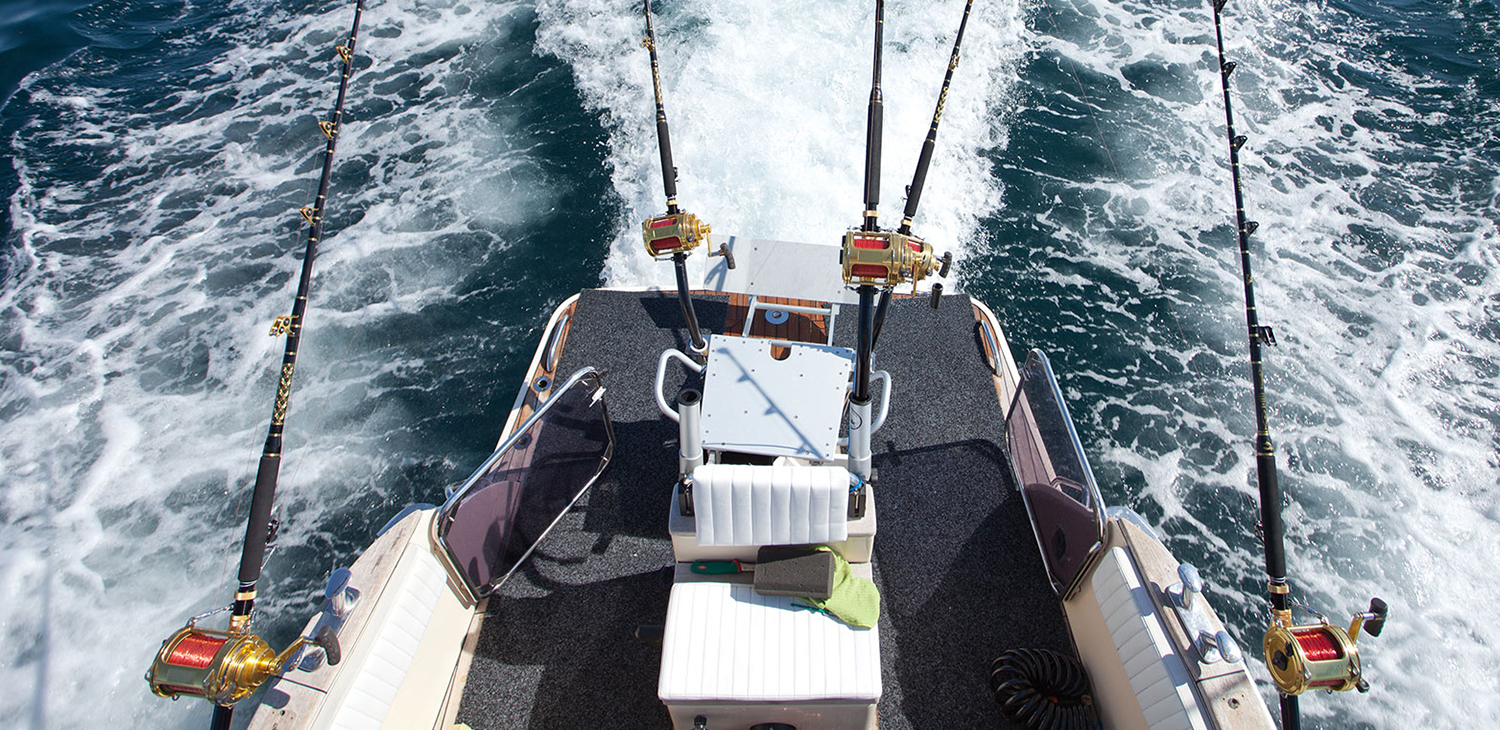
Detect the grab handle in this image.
<box><xmin>655</xmin><ymin>349</ymin><xmax>705</xmax><ymax>423</ymax></box>
<box><xmin>839</xmin><ymin>369</ymin><xmax>892</xmax><ymax>446</ymax></box>
<box><xmin>870</xmin><ymin>370</ymin><xmax>891</xmax><ymax>434</ymax></box>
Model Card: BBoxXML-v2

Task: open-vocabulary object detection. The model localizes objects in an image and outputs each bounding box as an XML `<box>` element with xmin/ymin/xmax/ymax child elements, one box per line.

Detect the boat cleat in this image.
<box><xmin>296</xmin><ymin>568</ymin><xmax>360</xmax><ymax>671</ymax></box>
<box><xmin>1166</xmin><ymin>563</ymin><xmax>1243</xmax><ymax>665</ymax></box>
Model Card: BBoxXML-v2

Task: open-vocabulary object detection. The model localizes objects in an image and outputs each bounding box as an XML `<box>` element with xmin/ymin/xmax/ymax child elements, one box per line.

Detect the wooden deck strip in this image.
<box><xmin>721</xmin><ymin>291</ymin><xmax>830</xmax><ymax>346</ymax></box>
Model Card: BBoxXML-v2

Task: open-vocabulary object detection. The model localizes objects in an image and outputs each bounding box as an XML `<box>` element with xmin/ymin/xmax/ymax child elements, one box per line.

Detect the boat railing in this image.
<box><xmin>436</xmin><ymin>367</ymin><xmax>615</xmax><ymax>598</ymax></box>
<box><xmin>1004</xmin><ymin>349</ymin><xmax>1108</xmax><ymax>598</ymax></box>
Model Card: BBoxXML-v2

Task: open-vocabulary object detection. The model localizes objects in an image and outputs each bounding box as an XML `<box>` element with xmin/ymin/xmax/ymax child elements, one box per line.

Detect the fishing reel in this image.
<box><xmin>147</xmin><ymin>612</ymin><xmax>340</xmax><ymax>706</ymax></box>
<box><xmin>1264</xmin><ymin>597</ymin><xmax>1387</xmax><ymax>695</ymax></box>
<box><xmin>840</xmin><ymin>229</ymin><xmax>951</xmax><ymax>291</ymax></box>
<box><xmin>642</xmin><ymin>211</ymin><xmax>712</xmax><ymax>259</ymax></box>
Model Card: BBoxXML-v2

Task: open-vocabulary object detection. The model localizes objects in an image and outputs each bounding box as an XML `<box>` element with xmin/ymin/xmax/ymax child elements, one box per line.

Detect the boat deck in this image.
<box><xmin>454</xmin><ymin>288</ymin><xmax>1077</xmax><ymax>729</ymax></box>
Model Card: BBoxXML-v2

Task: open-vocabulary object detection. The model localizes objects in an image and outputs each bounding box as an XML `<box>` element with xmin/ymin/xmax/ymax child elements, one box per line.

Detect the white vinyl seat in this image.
<box><xmin>658</xmin><ymin>565</ymin><xmax>881</xmax><ymax>729</ymax></box>
<box><xmin>670</xmin><ymin>463</ymin><xmax>877</xmax><ymax>563</ymax></box>
<box><xmin>1091</xmin><ymin>546</ymin><xmax>1211</xmax><ymax>730</ymax></box>
<box><xmin>694</xmin><ymin>463</ymin><xmax>848</xmax><ymax>546</ymax></box>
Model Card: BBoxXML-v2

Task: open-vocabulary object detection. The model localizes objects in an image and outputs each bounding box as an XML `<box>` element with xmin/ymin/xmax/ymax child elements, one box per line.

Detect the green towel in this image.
<box><xmin>795</xmin><ymin>547</ymin><xmax>880</xmax><ymax>628</ymax></box>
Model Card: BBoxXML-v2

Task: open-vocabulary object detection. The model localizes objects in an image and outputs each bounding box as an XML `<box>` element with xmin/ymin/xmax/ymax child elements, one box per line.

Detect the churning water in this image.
<box><xmin>2</xmin><ymin>0</ymin><xmax>1496</xmax><ymax>728</ymax></box>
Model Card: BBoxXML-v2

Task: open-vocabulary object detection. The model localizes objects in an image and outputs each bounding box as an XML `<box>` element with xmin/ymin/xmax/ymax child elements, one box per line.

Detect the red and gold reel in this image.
<box><xmin>147</xmin><ymin>625</ymin><xmax>312</xmax><ymax>706</ymax></box>
<box><xmin>1264</xmin><ymin>623</ymin><xmax>1362</xmax><ymax>695</ymax></box>
<box><xmin>642</xmin><ymin>211</ymin><xmax>710</xmax><ymax>259</ymax></box>
<box><xmin>840</xmin><ymin>230</ymin><xmax>945</xmax><ymax>289</ymax></box>
<box><xmin>1264</xmin><ymin>597</ymin><xmax>1386</xmax><ymax>696</ymax></box>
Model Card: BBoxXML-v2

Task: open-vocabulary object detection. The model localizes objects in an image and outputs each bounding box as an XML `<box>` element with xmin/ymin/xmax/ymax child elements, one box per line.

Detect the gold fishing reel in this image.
<box><xmin>1264</xmin><ymin>597</ymin><xmax>1386</xmax><ymax>695</ymax></box>
<box><xmin>642</xmin><ymin>211</ymin><xmax>711</xmax><ymax>259</ymax></box>
<box><xmin>147</xmin><ymin>619</ymin><xmax>340</xmax><ymax>705</ymax></box>
<box><xmin>839</xmin><ymin>229</ymin><xmax>951</xmax><ymax>290</ymax></box>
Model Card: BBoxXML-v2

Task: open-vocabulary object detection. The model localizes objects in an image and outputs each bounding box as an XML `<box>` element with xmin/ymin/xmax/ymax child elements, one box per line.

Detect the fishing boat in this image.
<box><xmin>144</xmin><ymin>2</ymin><xmax>1387</xmax><ymax>729</ymax></box>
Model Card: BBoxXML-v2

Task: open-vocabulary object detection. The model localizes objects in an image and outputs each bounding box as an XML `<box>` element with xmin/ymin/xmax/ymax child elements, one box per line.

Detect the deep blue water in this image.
<box><xmin>2</xmin><ymin>1</ymin><xmax>1496</xmax><ymax>728</ymax></box>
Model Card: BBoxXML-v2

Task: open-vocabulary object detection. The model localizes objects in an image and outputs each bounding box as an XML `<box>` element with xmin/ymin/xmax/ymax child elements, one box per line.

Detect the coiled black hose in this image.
<box><xmin>989</xmin><ymin>648</ymin><xmax>1101</xmax><ymax>730</ymax></box>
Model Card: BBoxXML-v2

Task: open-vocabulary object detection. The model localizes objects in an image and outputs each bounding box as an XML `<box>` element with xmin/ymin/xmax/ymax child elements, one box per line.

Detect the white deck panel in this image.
<box><xmin>699</xmin><ymin>335</ymin><xmax>854</xmax><ymax>461</ymax></box>
<box><xmin>700</xmin><ymin>236</ymin><xmax>861</xmax><ymax>304</ymax></box>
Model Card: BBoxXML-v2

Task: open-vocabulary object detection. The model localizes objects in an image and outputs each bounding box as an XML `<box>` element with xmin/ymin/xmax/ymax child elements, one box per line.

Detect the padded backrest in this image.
<box><xmin>692</xmin><ymin>464</ymin><xmax>849</xmax><ymax>546</ymax></box>
<box><xmin>1091</xmin><ymin>546</ymin><xmax>1209</xmax><ymax>730</ymax></box>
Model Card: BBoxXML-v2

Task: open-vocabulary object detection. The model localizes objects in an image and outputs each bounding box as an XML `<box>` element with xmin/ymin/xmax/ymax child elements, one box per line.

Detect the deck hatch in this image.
<box><xmin>698</xmin><ymin>335</ymin><xmax>855</xmax><ymax>462</ymax></box>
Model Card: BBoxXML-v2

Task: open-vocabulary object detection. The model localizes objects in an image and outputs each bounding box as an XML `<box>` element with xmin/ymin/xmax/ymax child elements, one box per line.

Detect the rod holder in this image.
<box><xmin>678</xmin><ymin>388</ymin><xmax>703</xmax><ymax>478</ymax></box>
<box><xmin>848</xmin><ymin>399</ymin><xmax>873</xmax><ymax>479</ymax></box>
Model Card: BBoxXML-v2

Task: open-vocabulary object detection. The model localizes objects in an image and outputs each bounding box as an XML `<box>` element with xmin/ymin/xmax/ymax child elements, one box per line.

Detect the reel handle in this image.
<box><xmin>1365</xmin><ymin>597</ymin><xmax>1388</xmax><ymax>637</ymax></box>
<box><xmin>711</xmin><ymin>242</ymin><xmax>736</xmax><ymax>269</ymax></box>
<box><xmin>314</xmin><ymin>625</ymin><xmax>342</xmax><ymax>666</ymax></box>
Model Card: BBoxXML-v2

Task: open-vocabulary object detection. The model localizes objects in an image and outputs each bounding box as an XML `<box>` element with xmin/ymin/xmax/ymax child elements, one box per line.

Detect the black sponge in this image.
<box><xmin>753</xmin><ymin>546</ymin><xmax>836</xmax><ymax>599</ymax></box>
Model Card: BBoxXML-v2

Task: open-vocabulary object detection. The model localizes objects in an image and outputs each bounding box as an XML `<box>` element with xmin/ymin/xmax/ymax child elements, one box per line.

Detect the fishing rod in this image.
<box><xmin>145</xmin><ymin>2</ymin><xmax>364</xmax><ymax>724</ymax></box>
<box><xmin>640</xmin><ymin>0</ymin><xmax>729</xmax><ymax>357</ymax></box>
<box><xmin>834</xmin><ymin>0</ymin><xmax>889</xmax><ymax>481</ymax></box>
<box><xmin>896</xmin><ymin>0</ymin><xmax>972</xmax><ymax>239</ymax></box>
<box><xmin>870</xmin><ymin>0</ymin><xmax>970</xmax><ymax>345</ymax></box>
<box><xmin>1207</xmin><ymin>3</ymin><xmax>1385</xmax><ymax>727</ymax></box>
<box><xmin>860</xmin><ymin>0</ymin><xmax>885</xmax><ymax>235</ymax></box>
<box><xmin>839</xmin><ymin>0</ymin><xmax>952</xmax><ymax>479</ymax></box>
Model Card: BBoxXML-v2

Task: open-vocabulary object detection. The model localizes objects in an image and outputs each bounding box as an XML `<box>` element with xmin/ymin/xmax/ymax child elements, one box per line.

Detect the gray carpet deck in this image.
<box><xmin>455</xmin><ymin>289</ymin><xmax>1076</xmax><ymax>730</ymax></box>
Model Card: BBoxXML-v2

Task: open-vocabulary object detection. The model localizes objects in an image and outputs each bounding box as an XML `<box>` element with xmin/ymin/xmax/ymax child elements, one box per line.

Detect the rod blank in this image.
<box><xmin>215</xmin><ymin>7</ymin><xmax>367</xmax><ymax>728</ymax></box>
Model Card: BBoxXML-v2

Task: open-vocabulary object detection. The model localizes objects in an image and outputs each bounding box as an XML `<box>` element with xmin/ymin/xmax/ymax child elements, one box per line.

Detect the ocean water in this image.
<box><xmin>0</xmin><ymin>0</ymin><xmax>1494</xmax><ymax>728</ymax></box>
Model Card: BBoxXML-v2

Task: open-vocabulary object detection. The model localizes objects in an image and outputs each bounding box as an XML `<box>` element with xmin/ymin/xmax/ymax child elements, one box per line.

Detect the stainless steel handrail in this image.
<box><xmin>978</xmin><ymin>317</ymin><xmax>1000</xmax><ymax>374</ymax></box>
<box><xmin>542</xmin><ymin>313</ymin><xmax>570</xmax><ymax>373</ymax></box>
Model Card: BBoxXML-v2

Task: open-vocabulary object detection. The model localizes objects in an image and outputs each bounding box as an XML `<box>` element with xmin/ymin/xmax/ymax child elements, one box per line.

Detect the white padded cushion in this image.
<box><xmin>1092</xmin><ymin>547</ymin><xmax>1208</xmax><ymax>730</ymax></box>
<box><xmin>658</xmin><ymin>579</ymin><xmax>881</xmax><ymax>702</ymax></box>
<box><xmin>326</xmin><ymin>547</ymin><xmax>449</xmax><ymax>730</ymax></box>
<box><xmin>692</xmin><ymin>464</ymin><xmax>849</xmax><ymax>546</ymax></box>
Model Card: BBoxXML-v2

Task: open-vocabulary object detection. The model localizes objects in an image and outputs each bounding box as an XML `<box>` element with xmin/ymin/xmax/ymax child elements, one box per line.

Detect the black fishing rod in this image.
<box><xmin>232</xmin><ymin>0</ymin><xmax>365</xmax><ymax>647</ymax></box>
<box><xmin>832</xmin><ymin>0</ymin><xmax>891</xmax><ymax>483</ymax></box>
<box><xmin>1207</xmin><ymin>3</ymin><xmax>1384</xmax><ymax>727</ymax></box>
<box><xmin>1209</xmin><ymin>0</ymin><xmax>1290</xmax><ymax>658</ymax></box>
<box><xmin>1211</xmin><ymin>2</ymin><xmax>1294</xmax><ymax>711</ymax></box>
<box><xmin>843</xmin><ymin>0</ymin><xmax>954</xmax><ymax>411</ymax></box>
<box><xmin>871</xmin><ymin>0</ymin><xmax>969</xmax><ymax>345</ymax></box>
<box><xmin>641</xmin><ymin>0</ymin><xmax>717</xmax><ymax>354</ymax></box>
<box><xmin>861</xmin><ymin>0</ymin><xmax>885</xmax><ymax>235</ymax></box>
<box><xmin>211</xmin><ymin>1</ymin><xmax>368</xmax><ymax>721</ymax></box>
<box><xmin>146</xmin><ymin>3</ymin><xmax>364</xmax><ymax>725</ymax></box>
<box><xmin>897</xmin><ymin>0</ymin><xmax>972</xmax><ymax>237</ymax></box>
<box><xmin>645</xmin><ymin>0</ymin><xmax>679</xmax><ymax>217</ymax></box>
<box><xmin>852</xmin><ymin>0</ymin><xmax>887</xmax><ymax>414</ymax></box>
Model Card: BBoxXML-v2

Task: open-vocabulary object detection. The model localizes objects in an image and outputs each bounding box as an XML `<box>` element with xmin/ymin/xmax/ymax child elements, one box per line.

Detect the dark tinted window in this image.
<box><xmin>439</xmin><ymin>370</ymin><xmax>613</xmax><ymax>595</ymax></box>
<box><xmin>1005</xmin><ymin>351</ymin><xmax>1104</xmax><ymax>595</ymax></box>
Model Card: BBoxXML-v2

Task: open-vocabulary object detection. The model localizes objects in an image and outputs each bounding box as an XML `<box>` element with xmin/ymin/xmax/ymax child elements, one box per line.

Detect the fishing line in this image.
<box><xmin>1033</xmin><ymin>1</ymin><xmax>1118</xmax><ymax>179</ymax></box>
